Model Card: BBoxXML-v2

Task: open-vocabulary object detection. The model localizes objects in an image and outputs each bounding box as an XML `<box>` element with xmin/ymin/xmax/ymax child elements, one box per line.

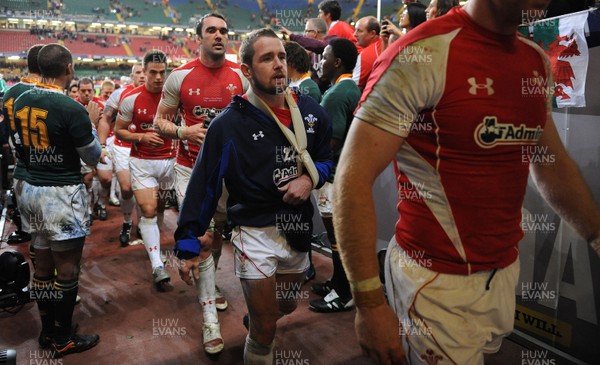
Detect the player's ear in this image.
<box><xmin>240</xmin><ymin>63</ymin><xmax>252</xmax><ymax>80</ymax></box>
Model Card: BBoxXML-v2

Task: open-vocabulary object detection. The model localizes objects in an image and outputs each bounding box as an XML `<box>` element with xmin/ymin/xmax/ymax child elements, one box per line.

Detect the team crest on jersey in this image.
<box><xmin>474</xmin><ymin>116</ymin><xmax>543</xmax><ymax>149</ymax></box>
<box><xmin>128</xmin><ymin>124</ymin><xmax>137</xmax><ymax>132</ymax></box>
<box><xmin>226</xmin><ymin>83</ymin><xmax>238</xmax><ymax>96</ymax></box>
<box><xmin>420</xmin><ymin>349</ymin><xmax>443</xmax><ymax>365</ymax></box>
<box><xmin>304</xmin><ymin>114</ymin><xmax>317</xmax><ymax>134</ymax></box>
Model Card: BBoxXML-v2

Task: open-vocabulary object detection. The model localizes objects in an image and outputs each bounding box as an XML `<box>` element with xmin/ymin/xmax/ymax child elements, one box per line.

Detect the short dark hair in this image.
<box><xmin>196</xmin><ymin>13</ymin><xmax>226</xmax><ymax>38</ymax></box>
<box><xmin>37</xmin><ymin>44</ymin><xmax>72</xmax><ymax>79</ymax></box>
<box><xmin>77</xmin><ymin>77</ymin><xmax>93</xmax><ymax>89</ymax></box>
<box><xmin>436</xmin><ymin>0</ymin><xmax>460</xmax><ymax>17</ymax></box>
<box><xmin>143</xmin><ymin>50</ymin><xmax>167</xmax><ymax>68</ymax></box>
<box><xmin>68</xmin><ymin>82</ymin><xmax>78</xmax><ymax>91</ymax></box>
<box><xmin>27</xmin><ymin>44</ymin><xmax>44</xmax><ymax>75</ymax></box>
<box><xmin>365</xmin><ymin>16</ymin><xmax>380</xmax><ymax>35</ymax></box>
<box><xmin>328</xmin><ymin>38</ymin><xmax>358</xmax><ymax>72</ymax></box>
<box><xmin>407</xmin><ymin>2</ymin><xmax>427</xmax><ymax>29</ymax></box>
<box><xmin>318</xmin><ymin>0</ymin><xmax>341</xmax><ymax>21</ymax></box>
<box><xmin>240</xmin><ymin>28</ymin><xmax>280</xmax><ymax>67</ymax></box>
<box><xmin>284</xmin><ymin>41</ymin><xmax>310</xmax><ymax>74</ymax></box>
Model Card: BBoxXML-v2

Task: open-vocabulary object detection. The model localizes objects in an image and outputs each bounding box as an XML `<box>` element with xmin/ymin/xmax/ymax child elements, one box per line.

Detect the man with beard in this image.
<box><xmin>154</xmin><ymin>13</ymin><xmax>248</xmax><ymax>354</ymax></box>
<box><xmin>334</xmin><ymin>0</ymin><xmax>600</xmax><ymax>364</ymax></box>
<box><xmin>174</xmin><ymin>29</ymin><xmax>333</xmax><ymax>364</ymax></box>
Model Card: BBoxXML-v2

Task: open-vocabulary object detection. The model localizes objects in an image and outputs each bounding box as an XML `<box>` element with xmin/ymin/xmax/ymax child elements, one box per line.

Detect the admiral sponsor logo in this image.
<box><xmin>474</xmin><ymin>116</ymin><xmax>543</xmax><ymax>149</ymax></box>
<box><xmin>193</xmin><ymin>106</ymin><xmax>223</xmax><ymax>118</ymax></box>
<box><xmin>273</xmin><ymin>165</ymin><xmax>298</xmax><ymax>187</ymax></box>
<box><xmin>398</xmin><ymin>45</ymin><xmax>432</xmax><ymax>63</ymax></box>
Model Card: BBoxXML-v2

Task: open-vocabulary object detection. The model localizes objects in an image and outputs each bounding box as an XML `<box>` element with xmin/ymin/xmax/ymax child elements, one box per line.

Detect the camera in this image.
<box><xmin>381</xmin><ymin>20</ymin><xmax>390</xmax><ymax>36</ymax></box>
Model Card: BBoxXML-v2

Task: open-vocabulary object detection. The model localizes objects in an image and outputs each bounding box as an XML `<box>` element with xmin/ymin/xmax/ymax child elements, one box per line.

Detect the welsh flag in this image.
<box><xmin>519</xmin><ymin>11</ymin><xmax>590</xmax><ymax>108</ymax></box>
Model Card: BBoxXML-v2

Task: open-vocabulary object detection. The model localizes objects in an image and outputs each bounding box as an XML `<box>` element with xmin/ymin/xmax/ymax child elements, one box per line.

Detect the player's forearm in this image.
<box><xmin>97</xmin><ymin>116</ymin><xmax>111</xmax><ymax>145</ymax></box>
<box><xmin>154</xmin><ymin>117</ymin><xmax>179</xmax><ymax>139</ymax></box>
<box><xmin>114</xmin><ymin>128</ymin><xmax>143</xmax><ymax>144</ymax></box>
<box><xmin>531</xmin><ymin>154</ymin><xmax>600</xmax><ymax>243</ymax></box>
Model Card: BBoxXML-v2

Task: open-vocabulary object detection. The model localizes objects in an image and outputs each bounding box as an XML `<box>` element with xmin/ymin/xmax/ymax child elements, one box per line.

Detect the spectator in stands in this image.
<box><xmin>352</xmin><ymin>16</ymin><xmax>382</xmax><ymax>91</ymax></box>
<box><xmin>68</xmin><ymin>82</ymin><xmax>79</xmax><ymax>99</ymax></box>
<box><xmin>310</xmin><ymin>37</ymin><xmax>360</xmax><ymax>314</ymax></box>
<box><xmin>426</xmin><ymin>0</ymin><xmax>460</xmax><ymax>20</ymax></box>
<box><xmin>0</xmin><ymin>73</ymin><xmax>7</xmax><ymax>94</ymax></box>
<box><xmin>318</xmin><ymin>0</ymin><xmax>357</xmax><ymax>45</ymax></box>
<box><xmin>100</xmin><ymin>79</ymin><xmax>115</xmax><ymax>101</ymax></box>
<box><xmin>280</xmin><ymin>18</ymin><xmax>333</xmax><ymax>94</ymax></box>
<box><xmin>381</xmin><ymin>2</ymin><xmax>427</xmax><ymax>50</ymax></box>
<box><xmin>284</xmin><ymin>41</ymin><xmax>322</xmax><ymax>103</ymax></box>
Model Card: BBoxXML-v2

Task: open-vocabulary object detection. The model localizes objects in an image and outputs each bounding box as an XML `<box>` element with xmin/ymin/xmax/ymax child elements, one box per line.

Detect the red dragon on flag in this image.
<box><xmin>540</xmin><ymin>34</ymin><xmax>580</xmax><ymax>100</ymax></box>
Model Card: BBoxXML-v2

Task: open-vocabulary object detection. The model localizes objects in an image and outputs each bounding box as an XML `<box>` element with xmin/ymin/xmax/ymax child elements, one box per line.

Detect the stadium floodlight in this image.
<box><xmin>152</xmin><ymin>26</ymin><xmax>162</xmax><ymax>30</ymax></box>
<box><xmin>104</xmin><ymin>23</ymin><xmax>114</xmax><ymax>27</ymax></box>
<box><xmin>7</xmin><ymin>56</ymin><xmax>20</xmax><ymax>61</ymax></box>
<box><xmin>8</xmin><ymin>18</ymin><xmax>19</xmax><ymax>23</ymax></box>
<box><xmin>22</xmin><ymin>19</ymin><xmax>33</xmax><ymax>24</ymax></box>
<box><xmin>36</xmin><ymin>19</ymin><xmax>47</xmax><ymax>24</ymax></box>
<box><xmin>106</xmin><ymin>58</ymin><xmax>116</xmax><ymax>63</ymax></box>
<box><xmin>163</xmin><ymin>27</ymin><xmax>173</xmax><ymax>31</ymax></box>
<box><xmin>82</xmin><ymin>58</ymin><xmax>94</xmax><ymax>62</ymax></box>
<box><xmin>91</xmin><ymin>22</ymin><xmax>101</xmax><ymax>27</ymax></box>
<box><xmin>175</xmin><ymin>28</ymin><xmax>184</xmax><ymax>32</ymax></box>
<box><xmin>185</xmin><ymin>28</ymin><xmax>194</xmax><ymax>33</ymax></box>
<box><xmin>116</xmin><ymin>24</ymin><xmax>127</xmax><ymax>28</ymax></box>
<box><xmin>50</xmin><ymin>21</ymin><xmax>61</xmax><ymax>26</ymax></box>
<box><xmin>129</xmin><ymin>25</ymin><xmax>138</xmax><ymax>29</ymax></box>
<box><xmin>65</xmin><ymin>21</ymin><xmax>75</xmax><ymax>25</ymax></box>
<box><xmin>228</xmin><ymin>31</ymin><xmax>235</xmax><ymax>36</ymax></box>
<box><xmin>127</xmin><ymin>59</ymin><xmax>138</xmax><ymax>63</ymax></box>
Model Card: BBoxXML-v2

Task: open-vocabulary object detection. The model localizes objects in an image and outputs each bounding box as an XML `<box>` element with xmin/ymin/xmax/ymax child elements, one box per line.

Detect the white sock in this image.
<box><xmin>139</xmin><ymin>216</ymin><xmax>162</xmax><ymax>269</ymax></box>
<box><xmin>244</xmin><ymin>335</ymin><xmax>273</xmax><ymax>365</ymax></box>
<box><xmin>87</xmin><ymin>187</ymin><xmax>93</xmax><ymax>214</ymax></box>
<box><xmin>92</xmin><ymin>177</ymin><xmax>101</xmax><ymax>206</ymax></box>
<box><xmin>110</xmin><ymin>174</ymin><xmax>118</xmax><ymax>201</ymax></box>
<box><xmin>196</xmin><ymin>255</ymin><xmax>218</xmax><ymax>323</ymax></box>
<box><xmin>120</xmin><ymin>196</ymin><xmax>134</xmax><ymax>224</ymax></box>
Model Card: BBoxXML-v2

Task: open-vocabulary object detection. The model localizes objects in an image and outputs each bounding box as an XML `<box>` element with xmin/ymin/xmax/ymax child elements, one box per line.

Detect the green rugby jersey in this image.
<box><xmin>13</xmin><ymin>82</ymin><xmax>95</xmax><ymax>186</ymax></box>
<box><xmin>2</xmin><ymin>78</ymin><xmax>37</xmax><ymax>181</ymax></box>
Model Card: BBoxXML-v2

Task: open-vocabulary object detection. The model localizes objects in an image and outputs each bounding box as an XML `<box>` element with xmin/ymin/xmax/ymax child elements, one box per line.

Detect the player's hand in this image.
<box><xmin>86</xmin><ymin>102</ymin><xmax>101</xmax><ymax>126</ymax></box>
<box><xmin>280</xmin><ymin>26</ymin><xmax>291</xmax><ymax>37</ymax></box>
<box><xmin>99</xmin><ymin>146</ymin><xmax>111</xmax><ymax>164</ymax></box>
<box><xmin>178</xmin><ymin>255</ymin><xmax>201</xmax><ymax>286</ymax></box>
<box><xmin>356</xmin><ymin>304</ymin><xmax>406</xmax><ymax>365</ymax></box>
<box><xmin>139</xmin><ymin>132</ymin><xmax>164</xmax><ymax>148</ymax></box>
<box><xmin>279</xmin><ymin>174</ymin><xmax>313</xmax><ymax>205</ymax></box>
<box><xmin>184</xmin><ymin>123</ymin><xmax>208</xmax><ymax>145</ymax></box>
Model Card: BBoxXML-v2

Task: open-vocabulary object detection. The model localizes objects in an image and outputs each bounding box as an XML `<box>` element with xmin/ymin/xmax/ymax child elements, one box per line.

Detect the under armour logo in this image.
<box><xmin>138</xmin><ymin>108</ymin><xmax>147</xmax><ymax>114</ymax></box>
<box><xmin>468</xmin><ymin>77</ymin><xmax>494</xmax><ymax>96</ymax></box>
<box><xmin>252</xmin><ymin>131</ymin><xmax>264</xmax><ymax>140</ymax></box>
<box><xmin>188</xmin><ymin>88</ymin><xmax>201</xmax><ymax>95</ymax></box>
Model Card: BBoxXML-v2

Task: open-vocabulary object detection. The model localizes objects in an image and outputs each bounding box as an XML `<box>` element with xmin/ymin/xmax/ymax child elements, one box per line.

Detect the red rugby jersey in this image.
<box><xmin>160</xmin><ymin>59</ymin><xmax>248</xmax><ymax>168</ymax></box>
<box><xmin>118</xmin><ymin>85</ymin><xmax>176</xmax><ymax>160</ymax></box>
<box><xmin>356</xmin><ymin>7</ymin><xmax>551</xmax><ymax>275</ymax></box>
